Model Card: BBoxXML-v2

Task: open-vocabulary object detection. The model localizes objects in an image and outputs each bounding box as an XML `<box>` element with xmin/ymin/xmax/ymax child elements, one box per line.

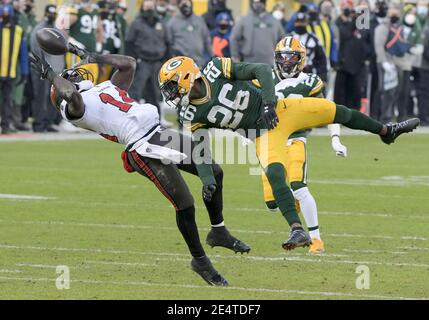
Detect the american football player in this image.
<box><xmin>29</xmin><ymin>46</ymin><xmax>249</xmax><ymax>286</ymax></box>
<box><xmin>158</xmin><ymin>54</ymin><xmax>419</xmax><ymax>251</ymax></box>
<box><xmin>257</xmin><ymin>36</ymin><xmax>348</xmax><ymax>254</ymax></box>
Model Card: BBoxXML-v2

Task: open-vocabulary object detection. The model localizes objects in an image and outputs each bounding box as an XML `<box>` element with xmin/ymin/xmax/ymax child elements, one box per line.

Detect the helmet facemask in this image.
<box><xmin>275</xmin><ymin>51</ymin><xmax>305</xmax><ymax>79</ymax></box>
<box><xmin>61</xmin><ymin>67</ymin><xmax>95</xmax><ymax>92</ymax></box>
<box><xmin>159</xmin><ymin>71</ymin><xmax>198</xmax><ymax>110</ymax></box>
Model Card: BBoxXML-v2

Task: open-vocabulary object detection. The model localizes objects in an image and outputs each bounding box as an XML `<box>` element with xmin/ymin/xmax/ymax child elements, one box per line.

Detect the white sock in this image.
<box><xmin>212</xmin><ymin>221</ymin><xmax>225</xmax><ymax>228</ymax></box>
<box><xmin>292</xmin><ymin>187</ymin><xmax>321</xmax><ymax>240</ymax></box>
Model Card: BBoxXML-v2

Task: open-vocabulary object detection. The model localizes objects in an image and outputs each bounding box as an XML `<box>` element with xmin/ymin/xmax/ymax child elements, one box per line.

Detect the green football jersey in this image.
<box><xmin>69</xmin><ymin>6</ymin><xmax>98</xmax><ymax>52</ymax></box>
<box><xmin>179</xmin><ymin>57</ymin><xmax>276</xmax><ymax>135</ymax></box>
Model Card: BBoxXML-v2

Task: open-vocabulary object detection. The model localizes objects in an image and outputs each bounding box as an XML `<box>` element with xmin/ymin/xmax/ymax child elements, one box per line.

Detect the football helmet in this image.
<box><xmin>50</xmin><ymin>67</ymin><xmax>95</xmax><ymax>107</ymax></box>
<box><xmin>274</xmin><ymin>36</ymin><xmax>307</xmax><ymax>79</ymax></box>
<box><xmin>158</xmin><ymin>56</ymin><xmax>201</xmax><ymax>109</ymax></box>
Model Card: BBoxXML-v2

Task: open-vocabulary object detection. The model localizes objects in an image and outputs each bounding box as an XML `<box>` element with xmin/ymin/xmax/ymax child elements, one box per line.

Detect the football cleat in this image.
<box><xmin>206</xmin><ymin>227</ymin><xmax>251</xmax><ymax>254</ymax></box>
<box><xmin>308</xmin><ymin>238</ymin><xmax>325</xmax><ymax>254</ymax></box>
<box><xmin>191</xmin><ymin>256</ymin><xmax>229</xmax><ymax>286</ymax></box>
<box><xmin>282</xmin><ymin>228</ymin><xmax>312</xmax><ymax>251</ymax></box>
<box><xmin>380</xmin><ymin>118</ymin><xmax>420</xmax><ymax>145</ymax></box>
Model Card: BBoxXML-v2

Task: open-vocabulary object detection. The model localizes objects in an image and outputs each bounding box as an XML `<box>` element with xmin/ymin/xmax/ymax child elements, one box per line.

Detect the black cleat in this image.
<box><xmin>191</xmin><ymin>256</ymin><xmax>229</xmax><ymax>286</ymax></box>
<box><xmin>380</xmin><ymin>118</ymin><xmax>420</xmax><ymax>145</ymax></box>
<box><xmin>206</xmin><ymin>227</ymin><xmax>251</xmax><ymax>254</ymax></box>
<box><xmin>282</xmin><ymin>229</ymin><xmax>312</xmax><ymax>251</ymax></box>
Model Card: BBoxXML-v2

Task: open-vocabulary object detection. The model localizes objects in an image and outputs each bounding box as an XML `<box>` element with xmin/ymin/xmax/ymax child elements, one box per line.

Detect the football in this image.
<box><xmin>36</xmin><ymin>28</ymin><xmax>68</xmax><ymax>55</ymax></box>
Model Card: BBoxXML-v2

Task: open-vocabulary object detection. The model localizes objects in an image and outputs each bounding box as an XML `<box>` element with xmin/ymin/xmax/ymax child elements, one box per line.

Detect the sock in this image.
<box><xmin>334</xmin><ymin>104</ymin><xmax>383</xmax><ymax>134</ymax></box>
<box><xmin>308</xmin><ymin>226</ymin><xmax>321</xmax><ymax>240</ymax></box>
<box><xmin>212</xmin><ymin>221</ymin><xmax>225</xmax><ymax>228</ymax></box>
<box><xmin>265</xmin><ymin>163</ymin><xmax>301</xmax><ymax>226</ymax></box>
<box><xmin>203</xmin><ymin>168</ymin><xmax>224</xmax><ymax>226</ymax></box>
<box><xmin>176</xmin><ymin>206</ymin><xmax>205</xmax><ymax>258</ymax></box>
<box><xmin>291</xmin><ymin>185</ymin><xmax>320</xmax><ymax>239</ymax></box>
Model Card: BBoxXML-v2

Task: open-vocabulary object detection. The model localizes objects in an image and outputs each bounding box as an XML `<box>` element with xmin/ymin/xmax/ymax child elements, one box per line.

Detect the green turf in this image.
<box><xmin>0</xmin><ymin>133</ymin><xmax>428</xmax><ymax>300</ymax></box>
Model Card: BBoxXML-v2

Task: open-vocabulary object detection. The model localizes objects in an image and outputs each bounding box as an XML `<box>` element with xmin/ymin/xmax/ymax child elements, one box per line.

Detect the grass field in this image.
<box><xmin>0</xmin><ymin>132</ymin><xmax>428</xmax><ymax>300</ymax></box>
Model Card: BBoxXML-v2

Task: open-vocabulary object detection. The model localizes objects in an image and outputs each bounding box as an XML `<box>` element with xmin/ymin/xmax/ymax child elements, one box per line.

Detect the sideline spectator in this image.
<box><xmin>210</xmin><ymin>12</ymin><xmax>233</xmax><ymax>58</ymax></box>
<box><xmin>203</xmin><ymin>0</ymin><xmax>233</xmax><ymax>31</ymax></box>
<box><xmin>230</xmin><ymin>0</ymin><xmax>284</xmax><ymax>65</ymax></box>
<box><xmin>417</xmin><ymin>0</ymin><xmax>429</xmax><ymax>125</ymax></box>
<box><xmin>291</xmin><ymin>12</ymin><xmax>327</xmax><ymax>82</ymax></box>
<box><xmin>0</xmin><ymin>4</ymin><xmax>29</xmax><ymax>135</ymax></box>
<box><xmin>125</xmin><ymin>0</ymin><xmax>169</xmax><ymax>117</ymax></box>
<box><xmin>334</xmin><ymin>0</ymin><xmax>369</xmax><ymax>110</ymax></box>
<box><xmin>167</xmin><ymin>0</ymin><xmax>212</xmax><ymax>68</ymax></box>
<box><xmin>271</xmin><ymin>2</ymin><xmax>287</xmax><ymax>32</ymax></box>
<box><xmin>30</xmin><ymin>4</ymin><xmax>65</xmax><ymax>132</ymax></box>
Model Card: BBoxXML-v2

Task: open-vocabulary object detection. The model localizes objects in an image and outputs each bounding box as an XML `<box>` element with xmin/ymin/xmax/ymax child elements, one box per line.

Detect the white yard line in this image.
<box><xmin>2</xmin><ymin>243</ymin><xmax>429</xmax><ymax>269</ymax></box>
<box><xmin>0</xmin><ymin>275</ymin><xmax>426</xmax><ymax>300</ymax></box>
<box><xmin>0</xmin><ymin>269</ymin><xmax>22</xmax><ymax>274</ymax></box>
<box><xmin>16</xmin><ymin>261</ymin><xmax>157</xmax><ymax>269</ymax></box>
<box><xmin>1</xmin><ymin>219</ymin><xmax>428</xmax><ymax>242</ymax></box>
<box><xmin>85</xmin><ymin>261</ymin><xmax>157</xmax><ymax>267</ymax></box>
<box><xmin>0</xmin><ymin>194</ymin><xmax>55</xmax><ymax>200</ymax></box>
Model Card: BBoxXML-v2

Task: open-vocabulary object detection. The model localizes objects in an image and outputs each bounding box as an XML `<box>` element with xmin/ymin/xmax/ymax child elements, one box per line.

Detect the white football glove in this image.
<box><xmin>331</xmin><ymin>136</ymin><xmax>347</xmax><ymax>157</ymax></box>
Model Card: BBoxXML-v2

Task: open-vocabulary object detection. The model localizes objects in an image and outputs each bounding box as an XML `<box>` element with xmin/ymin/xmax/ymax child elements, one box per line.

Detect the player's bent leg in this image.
<box><xmin>334</xmin><ymin>104</ymin><xmax>420</xmax><ymax>144</ymax></box>
<box><xmin>126</xmin><ymin>151</ymin><xmax>228</xmax><ymax>286</ymax></box>
<box><xmin>204</xmin><ymin>164</ymin><xmax>251</xmax><ymax>254</ymax></box>
<box><xmin>291</xmin><ymin>183</ymin><xmax>325</xmax><ymax>254</ymax></box>
<box><xmin>286</xmin><ymin>140</ymin><xmax>325</xmax><ymax>253</ymax></box>
<box><xmin>265</xmin><ymin>162</ymin><xmax>312</xmax><ymax>250</ymax></box>
<box><xmin>261</xmin><ymin>171</ymin><xmax>278</xmax><ymax>212</ymax></box>
<box><xmin>174</xmin><ymin>132</ymin><xmax>251</xmax><ymax>254</ymax></box>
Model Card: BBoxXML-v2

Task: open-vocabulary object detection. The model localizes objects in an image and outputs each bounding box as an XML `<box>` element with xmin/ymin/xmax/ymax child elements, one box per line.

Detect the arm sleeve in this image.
<box><xmin>214</xmin><ymin>58</ymin><xmax>276</xmax><ymax>104</ymax></box>
<box><xmin>228</xmin><ymin>59</ymin><xmax>276</xmax><ymax>105</ymax></box>
<box><xmin>19</xmin><ymin>38</ymin><xmax>29</xmax><ymax>76</ymax></box>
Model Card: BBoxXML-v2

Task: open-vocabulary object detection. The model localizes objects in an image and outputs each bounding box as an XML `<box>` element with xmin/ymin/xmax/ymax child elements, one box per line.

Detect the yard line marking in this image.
<box><xmin>0</xmin><ymin>194</ymin><xmax>55</xmax><ymax>200</ymax></box>
<box><xmin>342</xmin><ymin>249</ymin><xmax>408</xmax><ymax>255</ymax></box>
<box><xmin>35</xmin><ymin>199</ymin><xmax>429</xmax><ymax>219</ymax></box>
<box><xmin>2</xmin><ymin>244</ymin><xmax>429</xmax><ymax>269</ymax></box>
<box><xmin>16</xmin><ymin>263</ymin><xmax>57</xmax><ymax>269</ymax></box>
<box><xmin>0</xmin><ymin>276</ymin><xmax>426</xmax><ymax>300</ymax></box>
<box><xmin>85</xmin><ymin>261</ymin><xmax>157</xmax><ymax>267</ymax></box>
<box><xmin>0</xmin><ymin>269</ymin><xmax>22</xmax><ymax>274</ymax></box>
<box><xmin>16</xmin><ymin>261</ymin><xmax>157</xmax><ymax>269</ymax></box>
<box><xmin>399</xmin><ymin>246</ymin><xmax>429</xmax><ymax>252</ymax></box>
<box><xmin>1</xmin><ymin>219</ymin><xmax>428</xmax><ymax>242</ymax></box>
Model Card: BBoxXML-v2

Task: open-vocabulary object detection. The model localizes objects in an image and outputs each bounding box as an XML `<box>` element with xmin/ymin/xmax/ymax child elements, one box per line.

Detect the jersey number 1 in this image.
<box><xmin>99</xmin><ymin>87</ymin><xmax>134</xmax><ymax>113</ymax></box>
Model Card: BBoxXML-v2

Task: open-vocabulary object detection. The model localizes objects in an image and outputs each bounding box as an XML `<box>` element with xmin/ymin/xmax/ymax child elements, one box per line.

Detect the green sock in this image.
<box><xmin>265</xmin><ymin>163</ymin><xmax>301</xmax><ymax>226</ymax></box>
<box><xmin>334</xmin><ymin>104</ymin><xmax>383</xmax><ymax>134</ymax></box>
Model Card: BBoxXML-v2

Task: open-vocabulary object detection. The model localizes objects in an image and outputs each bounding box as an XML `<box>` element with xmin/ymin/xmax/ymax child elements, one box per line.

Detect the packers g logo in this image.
<box><xmin>166</xmin><ymin>59</ymin><xmax>183</xmax><ymax>71</ymax></box>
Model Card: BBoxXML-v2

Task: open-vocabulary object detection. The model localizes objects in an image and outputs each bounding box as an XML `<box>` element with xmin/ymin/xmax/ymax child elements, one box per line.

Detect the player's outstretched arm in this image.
<box><xmin>231</xmin><ymin>61</ymin><xmax>278</xmax><ymax>129</ymax></box>
<box><xmin>231</xmin><ymin>62</ymin><xmax>276</xmax><ymax>106</ymax></box>
<box><xmin>29</xmin><ymin>52</ymin><xmax>84</xmax><ymax>119</ymax></box>
<box><xmin>68</xmin><ymin>44</ymin><xmax>136</xmax><ymax>91</ymax></box>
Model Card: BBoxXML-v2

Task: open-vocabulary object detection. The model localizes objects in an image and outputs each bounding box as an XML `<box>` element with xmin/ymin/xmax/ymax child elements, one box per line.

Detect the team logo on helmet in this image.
<box><xmin>166</xmin><ymin>59</ymin><xmax>183</xmax><ymax>71</ymax></box>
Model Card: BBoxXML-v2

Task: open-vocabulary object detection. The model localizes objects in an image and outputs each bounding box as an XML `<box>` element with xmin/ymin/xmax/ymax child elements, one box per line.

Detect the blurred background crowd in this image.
<box><xmin>0</xmin><ymin>0</ymin><xmax>428</xmax><ymax>134</ymax></box>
